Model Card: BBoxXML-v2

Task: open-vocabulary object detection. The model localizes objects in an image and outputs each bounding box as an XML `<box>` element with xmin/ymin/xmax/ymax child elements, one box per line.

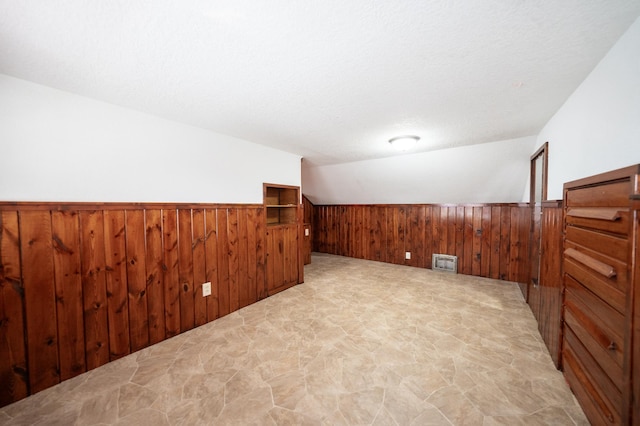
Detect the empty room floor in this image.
<box><xmin>0</xmin><ymin>253</ymin><xmax>588</xmax><ymax>425</ymax></box>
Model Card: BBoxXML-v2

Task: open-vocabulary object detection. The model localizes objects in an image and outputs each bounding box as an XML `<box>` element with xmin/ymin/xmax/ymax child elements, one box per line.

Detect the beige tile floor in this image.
<box><xmin>0</xmin><ymin>253</ymin><xmax>588</xmax><ymax>425</ymax></box>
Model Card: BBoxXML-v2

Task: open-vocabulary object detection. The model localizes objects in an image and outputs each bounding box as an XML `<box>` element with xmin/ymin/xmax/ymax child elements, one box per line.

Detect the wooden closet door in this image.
<box><xmin>266</xmin><ymin>225</ymin><xmax>298</xmax><ymax>295</ymax></box>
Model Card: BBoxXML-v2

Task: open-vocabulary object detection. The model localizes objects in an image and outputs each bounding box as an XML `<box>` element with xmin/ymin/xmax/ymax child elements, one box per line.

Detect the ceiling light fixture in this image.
<box><xmin>388</xmin><ymin>135</ymin><xmax>420</xmax><ymax>151</ymax></box>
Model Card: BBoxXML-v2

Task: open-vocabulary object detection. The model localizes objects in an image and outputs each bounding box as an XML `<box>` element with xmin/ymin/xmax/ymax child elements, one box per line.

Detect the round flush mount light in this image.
<box><xmin>388</xmin><ymin>135</ymin><xmax>420</xmax><ymax>151</ymax></box>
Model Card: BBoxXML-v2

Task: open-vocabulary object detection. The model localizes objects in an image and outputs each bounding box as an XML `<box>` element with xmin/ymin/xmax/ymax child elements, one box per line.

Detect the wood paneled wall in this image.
<box><xmin>302</xmin><ymin>196</ymin><xmax>314</xmax><ymax>226</ymax></box>
<box><xmin>313</xmin><ymin>204</ymin><xmax>531</xmax><ymax>283</ymax></box>
<box><xmin>0</xmin><ymin>202</ymin><xmax>266</xmax><ymax>408</ymax></box>
<box><xmin>536</xmin><ymin>203</ymin><xmax>564</xmax><ymax>367</ymax></box>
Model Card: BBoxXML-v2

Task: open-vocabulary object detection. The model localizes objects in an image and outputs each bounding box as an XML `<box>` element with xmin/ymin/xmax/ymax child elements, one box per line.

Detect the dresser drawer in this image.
<box><xmin>565</xmin><ymin>275</ymin><xmax>625</xmax><ymax>341</ymax></box>
<box><xmin>564</xmin><ymin>282</ymin><xmax>624</xmax><ymax>383</ymax></box>
<box><xmin>564</xmin><ymin>241</ymin><xmax>628</xmax><ymax>292</ymax></box>
<box><xmin>564</xmin><ymin>258</ymin><xmax>626</xmax><ymax>314</ymax></box>
<box><xmin>563</xmin><ymin>327</ymin><xmax>622</xmax><ymax>425</ymax></box>
<box><xmin>565</xmin><ymin>207</ymin><xmax>629</xmax><ymax>236</ymax></box>
<box><xmin>565</xmin><ymin>226</ymin><xmax>628</xmax><ymax>263</ymax></box>
<box><xmin>566</xmin><ymin>180</ymin><xmax>631</xmax><ymax>208</ymax></box>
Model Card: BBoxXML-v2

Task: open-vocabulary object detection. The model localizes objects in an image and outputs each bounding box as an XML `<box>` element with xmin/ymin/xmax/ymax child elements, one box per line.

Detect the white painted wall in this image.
<box><xmin>303</xmin><ymin>136</ymin><xmax>537</xmax><ymax>205</ymax></box>
<box><xmin>0</xmin><ymin>74</ymin><xmax>301</xmax><ymax>203</ymax></box>
<box><xmin>533</xmin><ymin>16</ymin><xmax>640</xmax><ymax>201</ymax></box>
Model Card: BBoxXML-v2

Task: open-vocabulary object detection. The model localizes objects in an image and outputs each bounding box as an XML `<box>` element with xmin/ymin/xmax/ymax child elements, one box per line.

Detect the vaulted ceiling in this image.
<box><xmin>1</xmin><ymin>1</ymin><xmax>639</xmax><ymax>166</ymax></box>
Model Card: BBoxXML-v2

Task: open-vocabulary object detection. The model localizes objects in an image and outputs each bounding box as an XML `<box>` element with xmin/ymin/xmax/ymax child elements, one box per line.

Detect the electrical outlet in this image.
<box><xmin>202</xmin><ymin>282</ymin><xmax>211</xmax><ymax>297</ymax></box>
<box><xmin>405</xmin><ymin>251</ymin><xmax>411</xmax><ymax>260</ymax></box>
<box><xmin>305</xmin><ymin>228</ymin><xmax>310</xmax><ymax>236</ymax></box>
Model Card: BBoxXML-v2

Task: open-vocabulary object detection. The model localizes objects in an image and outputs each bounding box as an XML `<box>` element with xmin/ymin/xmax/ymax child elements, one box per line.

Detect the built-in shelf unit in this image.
<box><xmin>264</xmin><ymin>184</ymin><xmax>299</xmax><ymax>225</ymax></box>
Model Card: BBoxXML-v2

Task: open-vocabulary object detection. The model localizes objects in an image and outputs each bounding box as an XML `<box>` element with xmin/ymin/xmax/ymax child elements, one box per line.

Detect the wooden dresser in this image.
<box><xmin>562</xmin><ymin>164</ymin><xmax>640</xmax><ymax>425</ymax></box>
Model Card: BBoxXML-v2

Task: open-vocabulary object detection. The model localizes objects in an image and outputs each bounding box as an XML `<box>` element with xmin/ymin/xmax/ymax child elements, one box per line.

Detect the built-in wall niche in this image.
<box><xmin>264</xmin><ymin>183</ymin><xmax>299</xmax><ymax>225</ymax></box>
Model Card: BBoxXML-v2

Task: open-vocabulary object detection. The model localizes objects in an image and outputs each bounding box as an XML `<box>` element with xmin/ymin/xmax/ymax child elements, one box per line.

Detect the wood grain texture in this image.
<box><xmin>51</xmin><ymin>211</ymin><xmax>85</xmax><ymax>380</ymax></box>
<box><xmin>0</xmin><ymin>202</ymin><xmax>271</xmax><ymax>408</ymax></box>
<box><xmin>538</xmin><ymin>206</ymin><xmax>564</xmax><ymax>368</ymax></box>
<box><xmin>20</xmin><ymin>211</ymin><xmax>59</xmax><ymax>393</ymax></box>
<box><xmin>125</xmin><ymin>210</ymin><xmax>150</xmax><ymax>352</ymax></box>
<box><xmin>204</xmin><ymin>209</ymin><xmax>219</xmax><ymax>322</ymax></box>
<box><xmin>145</xmin><ymin>209</ymin><xmax>165</xmax><ymax>344</ymax></box>
<box><xmin>254</xmin><ymin>209</ymin><xmax>267</xmax><ymax>301</ymax></box>
<box><xmin>192</xmin><ymin>209</ymin><xmax>207</xmax><ymax>327</ymax></box>
<box><xmin>561</xmin><ymin>165</ymin><xmax>639</xmax><ymax>425</ymax></box>
<box><xmin>227</xmin><ymin>208</ymin><xmax>240</xmax><ymax>313</ymax></box>
<box><xmin>178</xmin><ymin>209</ymin><xmax>195</xmax><ymax>331</ymax></box>
<box><xmin>162</xmin><ymin>209</ymin><xmax>180</xmax><ymax>337</ymax></box>
<box><xmin>216</xmin><ymin>209</ymin><xmax>230</xmax><ymax>317</ymax></box>
<box><xmin>103</xmin><ymin>210</ymin><xmax>130</xmax><ymax>361</ymax></box>
<box><xmin>312</xmin><ymin>204</ymin><xmax>531</xmax><ymax>284</ymax></box>
<box><xmin>0</xmin><ymin>211</ymin><xmax>28</xmax><ymax>406</ymax></box>
<box><xmin>79</xmin><ymin>211</ymin><xmax>110</xmax><ymax>368</ymax></box>
<box><xmin>237</xmin><ymin>209</ymin><xmax>250</xmax><ymax>309</ymax></box>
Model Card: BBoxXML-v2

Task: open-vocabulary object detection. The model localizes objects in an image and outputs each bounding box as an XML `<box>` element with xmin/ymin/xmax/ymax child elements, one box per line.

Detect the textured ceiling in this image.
<box><xmin>1</xmin><ymin>1</ymin><xmax>639</xmax><ymax>166</ymax></box>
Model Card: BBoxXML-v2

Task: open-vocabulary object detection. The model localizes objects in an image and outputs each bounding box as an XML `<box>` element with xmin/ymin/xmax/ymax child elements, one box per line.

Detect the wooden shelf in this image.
<box><xmin>264</xmin><ymin>184</ymin><xmax>299</xmax><ymax>225</ymax></box>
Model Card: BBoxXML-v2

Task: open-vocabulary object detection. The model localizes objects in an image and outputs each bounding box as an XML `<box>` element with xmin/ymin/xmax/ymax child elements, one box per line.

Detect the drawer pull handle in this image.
<box><xmin>564</xmin><ymin>248</ymin><xmax>617</xmax><ymax>278</ymax></box>
<box><xmin>566</xmin><ymin>208</ymin><xmax>621</xmax><ymax>221</ymax></box>
<box><xmin>608</xmin><ymin>342</ymin><xmax>617</xmax><ymax>351</ymax></box>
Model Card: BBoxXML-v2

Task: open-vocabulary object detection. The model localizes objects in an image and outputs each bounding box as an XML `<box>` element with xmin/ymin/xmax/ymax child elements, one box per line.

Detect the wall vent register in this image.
<box><xmin>432</xmin><ymin>254</ymin><xmax>458</xmax><ymax>273</ymax></box>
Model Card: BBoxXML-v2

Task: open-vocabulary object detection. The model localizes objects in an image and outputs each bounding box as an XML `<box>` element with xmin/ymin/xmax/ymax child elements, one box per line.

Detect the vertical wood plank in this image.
<box><xmin>490</xmin><ymin>206</ymin><xmax>502</xmax><ymax>279</ymax></box>
<box><xmin>227</xmin><ymin>209</ymin><xmax>240</xmax><ymax>313</ymax></box>
<box><xmin>372</xmin><ymin>206</ymin><xmax>385</xmax><ymax>262</ymax></box>
<box><xmin>51</xmin><ymin>211</ymin><xmax>85</xmax><ymax>380</ymax></box>
<box><xmin>162</xmin><ymin>209</ymin><xmax>180</xmax><ymax>337</ymax></box>
<box><xmin>265</xmin><ymin>228</ymin><xmax>275</xmax><ymax>295</ymax></box>
<box><xmin>499</xmin><ymin>207</ymin><xmax>511</xmax><ymax>280</ymax></box>
<box><xmin>245</xmin><ymin>209</ymin><xmax>258</xmax><ymax>307</ymax></box>
<box><xmin>514</xmin><ymin>207</ymin><xmax>528</xmax><ymax>297</ymax></box>
<box><xmin>282</xmin><ymin>226</ymin><xmax>292</xmax><ymax>284</ymax></box>
<box><xmin>386</xmin><ymin>208</ymin><xmax>397</xmax><ymax>264</ymax></box>
<box><xmin>472</xmin><ymin>206</ymin><xmax>482</xmax><ymax>276</ymax></box>
<box><xmin>80</xmin><ymin>211</ymin><xmax>110</xmax><ymax>368</ymax></box>
<box><xmin>314</xmin><ymin>206</ymin><xmax>323</xmax><ymax>254</ymax></box>
<box><xmin>237</xmin><ymin>209</ymin><xmax>250</xmax><ymax>308</ymax></box>
<box><xmin>431</xmin><ymin>206</ymin><xmax>440</xmax><ymax>262</ymax></box>
<box><xmin>361</xmin><ymin>206</ymin><xmax>370</xmax><ymax>260</ymax></box>
<box><xmin>424</xmin><ymin>206</ymin><xmax>433</xmax><ymax>269</ymax></box>
<box><xmin>439</xmin><ymin>207</ymin><xmax>448</xmax><ymax>255</ymax></box>
<box><xmin>178</xmin><ymin>209</ymin><xmax>195</xmax><ymax>330</ymax></box>
<box><xmin>327</xmin><ymin>207</ymin><xmax>336</xmax><ymax>255</ymax></box>
<box><xmin>145</xmin><ymin>209</ymin><xmax>165</xmax><ymax>344</ymax></box>
<box><xmin>268</xmin><ymin>227</ymin><xmax>285</xmax><ymax>293</ymax></box>
<box><xmin>539</xmin><ymin>206</ymin><xmax>563</xmax><ymax>367</ymax></box>
<box><xmin>0</xmin><ymin>211</ymin><xmax>28</xmax><ymax>406</ymax></box>
<box><xmin>353</xmin><ymin>206</ymin><xmax>362</xmax><ymax>259</ymax></box>
<box><xmin>125</xmin><ymin>210</ymin><xmax>149</xmax><ymax>352</ymax></box>
<box><xmin>445</xmin><ymin>207</ymin><xmax>454</xmax><ymax>256</ymax></box>
<box><xmin>192</xmin><ymin>209</ymin><xmax>207</xmax><ymax>326</ymax></box>
<box><xmin>451</xmin><ymin>206</ymin><xmax>465</xmax><ymax>266</ymax></box>
<box><xmin>283</xmin><ymin>226</ymin><xmax>293</xmax><ymax>284</ymax></box>
<box><xmin>481</xmin><ymin>207</ymin><xmax>492</xmax><ymax>278</ymax></box>
<box><xmin>20</xmin><ymin>211</ymin><xmax>59</xmax><ymax>393</ymax></box>
<box><xmin>518</xmin><ymin>206</ymin><xmax>531</xmax><ymax>285</ymax></box>
<box><xmin>204</xmin><ymin>209</ymin><xmax>219</xmax><ymax>321</ymax></box>
<box><xmin>216</xmin><ymin>209</ymin><xmax>230</xmax><ymax>316</ymax></box>
<box><xmin>254</xmin><ymin>208</ymin><xmax>266</xmax><ymax>301</ymax></box>
<box><xmin>405</xmin><ymin>206</ymin><xmax>426</xmax><ymax>268</ymax></box>
<box><xmin>289</xmin><ymin>225</ymin><xmax>299</xmax><ymax>284</ymax></box>
<box><xmin>397</xmin><ymin>207</ymin><xmax>406</xmax><ymax>265</ymax></box>
<box><xmin>103</xmin><ymin>210</ymin><xmax>130</xmax><ymax>360</ymax></box>
<box><xmin>458</xmin><ymin>206</ymin><xmax>473</xmax><ymax>275</ymax></box>
<box><xmin>339</xmin><ymin>206</ymin><xmax>348</xmax><ymax>257</ymax></box>
<box><xmin>509</xmin><ymin>208</ymin><xmax>521</xmax><ymax>284</ymax></box>
<box><xmin>204</xmin><ymin>209</ymin><xmax>219</xmax><ymax>320</ymax></box>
